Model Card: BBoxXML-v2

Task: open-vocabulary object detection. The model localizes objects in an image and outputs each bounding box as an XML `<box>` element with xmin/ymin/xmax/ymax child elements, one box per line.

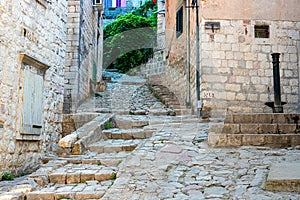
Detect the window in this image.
<box><xmin>254</xmin><ymin>25</ymin><xmax>269</xmax><ymax>38</ymax></box>
<box><xmin>176</xmin><ymin>7</ymin><xmax>183</xmax><ymax>37</ymax></box>
<box><xmin>94</xmin><ymin>0</ymin><xmax>103</xmax><ymax>5</ymax></box>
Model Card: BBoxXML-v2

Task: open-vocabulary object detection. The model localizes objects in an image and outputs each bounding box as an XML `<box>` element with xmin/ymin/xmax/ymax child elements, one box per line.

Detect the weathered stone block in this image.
<box><xmin>75</xmin><ymin>191</ymin><xmax>105</xmax><ymax>200</ymax></box>
<box><xmin>67</xmin><ymin>171</ymin><xmax>81</xmax><ymax>184</ymax></box>
<box><xmin>58</xmin><ymin>132</ymin><xmax>78</xmax><ymax>148</ymax></box>
<box><xmin>265</xmin><ymin>163</ymin><xmax>300</xmax><ymax>192</ymax></box>
<box><xmin>54</xmin><ymin>193</ymin><xmax>75</xmax><ymax>200</ymax></box>
<box><xmin>80</xmin><ymin>170</ymin><xmax>96</xmax><ymax>182</ymax></box>
<box><xmin>26</xmin><ymin>191</ymin><xmax>55</xmax><ymax>200</ymax></box>
<box><xmin>242</xmin><ymin>134</ymin><xmax>265</xmax><ymax>146</ymax></box>
<box><xmin>208</xmin><ymin>124</ymin><xmax>224</xmax><ymax>133</ymax></box>
<box><xmin>221</xmin><ymin>124</ymin><xmax>240</xmax><ymax>134</ymax></box>
<box><xmin>290</xmin><ymin>135</ymin><xmax>300</xmax><ymax>146</ymax></box>
<box><xmin>256</xmin><ymin>114</ymin><xmax>274</xmax><ymax>123</ymax></box>
<box><xmin>95</xmin><ymin>169</ymin><xmax>114</xmax><ymax>181</ymax></box>
<box><xmin>277</xmin><ymin>124</ymin><xmax>297</xmax><ymax>134</ymax></box>
<box><xmin>225</xmin><ymin>84</ymin><xmax>241</xmax><ymax>92</ymax></box>
<box><xmin>258</xmin><ymin>124</ymin><xmax>278</xmax><ymax>134</ymax></box>
<box><xmin>240</xmin><ymin>124</ymin><xmax>259</xmax><ymax>134</ymax></box>
<box><xmin>208</xmin><ymin>133</ymin><xmax>227</xmax><ymax>147</ymax></box>
<box><xmin>49</xmin><ymin>172</ymin><xmax>66</xmax><ymax>184</ymax></box>
<box><xmin>227</xmin><ymin>134</ymin><xmax>242</xmax><ymax>146</ymax></box>
<box><xmin>265</xmin><ymin>134</ymin><xmax>289</xmax><ymax>147</ymax></box>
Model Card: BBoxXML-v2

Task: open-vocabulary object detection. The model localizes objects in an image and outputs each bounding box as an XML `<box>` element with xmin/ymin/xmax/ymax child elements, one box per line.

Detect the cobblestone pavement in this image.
<box><xmin>77</xmin><ymin>73</ymin><xmax>169</xmax><ymax>115</ymax></box>
<box><xmin>102</xmin><ymin>120</ymin><xmax>300</xmax><ymax>200</ymax></box>
<box><xmin>1</xmin><ymin>73</ymin><xmax>300</xmax><ymax>200</ymax></box>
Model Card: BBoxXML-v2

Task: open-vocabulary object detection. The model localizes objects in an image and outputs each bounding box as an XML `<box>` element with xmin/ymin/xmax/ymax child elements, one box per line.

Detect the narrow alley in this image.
<box><xmin>0</xmin><ymin>73</ymin><xmax>299</xmax><ymax>200</ymax></box>
<box><xmin>1</xmin><ymin>0</ymin><xmax>300</xmax><ymax>199</ymax></box>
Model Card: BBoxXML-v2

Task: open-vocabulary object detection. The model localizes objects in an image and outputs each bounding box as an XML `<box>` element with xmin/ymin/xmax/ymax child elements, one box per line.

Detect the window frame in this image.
<box><xmin>176</xmin><ymin>6</ymin><xmax>183</xmax><ymax>38</ymax></box>
<box><xmin>254</xmin><ymin>25</ymin><xmax>270</xmax><ymax>38</ymax></box>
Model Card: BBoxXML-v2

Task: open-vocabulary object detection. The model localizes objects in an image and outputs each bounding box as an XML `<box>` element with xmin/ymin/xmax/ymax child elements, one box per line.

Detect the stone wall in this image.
<box><xmin>0</xmin><ymin>0</ymin><xmax>67</xmax><ymax>175</ymax></box>
<box><xmin>64</xmin><ymin>0</ymin><xmax>103</xmax><ymax>114</ymax></box>
<box><xmin>197</xmin><ymin>19</ymin><xmax>300</xmax><ymax>116</ymax></box>
<box><xmin>163</xmin><ymin>0</ymin><xmax>300</xmax><ymax>117</ymax></box>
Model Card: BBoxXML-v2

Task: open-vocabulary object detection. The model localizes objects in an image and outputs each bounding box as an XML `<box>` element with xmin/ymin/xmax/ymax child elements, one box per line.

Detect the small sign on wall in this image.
<box><xmin>203</xmin><ymin>92</ymin><xmax>215</xmax><ymax>98</ymax></box>
<box><xmin>205</xmin><ymin>22</ymin><xmax>220</xmax><ymax>31</ymax></box>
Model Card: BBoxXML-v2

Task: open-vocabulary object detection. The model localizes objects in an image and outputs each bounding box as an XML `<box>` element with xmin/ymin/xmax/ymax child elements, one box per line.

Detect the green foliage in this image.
<box><xmin>104</xmin><ymin>121</ymin><xmax>113</xmax><ymax>129</ymax></box>
<box><xmin>2</xmin><ymin>172</ymin><xmax>15</xmax><ymax>181</ymax></box>
<box><xmin>103</xmin><ymin>0</ymin><xmax>157</xmax><ymax>73</ymax></box>
<box><xmin>111</xmin><ymin>172</ymin><xmax>117</xmax><ymax>180</ymax></box>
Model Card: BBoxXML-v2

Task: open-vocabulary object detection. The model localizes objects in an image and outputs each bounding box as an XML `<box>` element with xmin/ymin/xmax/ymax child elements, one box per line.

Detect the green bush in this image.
<box><xmin>103</xmin><ymin>0</ymin><xmax>157</xmax><ymax>73</ymax></box>
<box><xmin>104</xmin><ymin>121</ymin><xmax>113</xmax><ymax>129</ymax></box>
<box><xmin>2</xmin><ymin>172</ymin><xmax>15</xmax><ymax>181</ymax></box>
<box><xmin>111</xmin><ymin>172</ymin><xmax>117</xmax><ymax>180</ymax></box>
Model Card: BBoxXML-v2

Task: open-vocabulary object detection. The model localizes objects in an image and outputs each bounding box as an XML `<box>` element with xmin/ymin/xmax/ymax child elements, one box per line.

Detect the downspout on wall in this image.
<box><xmin>76</xmin><ymin>0</ymin><xmax>83</xmax><ymax>112</ymax></box>
<box><xmin>193</xmin><ymin>0</ymin><xmax>201</xmax><ymax>118</ymax></box>
<box><xmin>185</xmin><ymin>0</ymin><xmax>191</xmax><ymax>107</ymax></box>
<box><xmin>93</xmin><ymin>7</ymin><xmax>99</xmax><ymax>83</ymax></box>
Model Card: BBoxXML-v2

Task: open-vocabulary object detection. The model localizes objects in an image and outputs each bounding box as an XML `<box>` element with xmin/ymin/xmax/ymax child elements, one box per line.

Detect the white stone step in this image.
<box><xmin>48</xmin><ymin>164</ymin><xmax>117</xmax><ymax>184</ymax></box>
<box><xmin>103</xmin><ymin>128</ymin><xmax>150</xmax><ymax>139</ymax></box>
<box><xmin>88</xmin><ymin>139</ymin><xmax>141</xmax><ymax>153</ymax></box>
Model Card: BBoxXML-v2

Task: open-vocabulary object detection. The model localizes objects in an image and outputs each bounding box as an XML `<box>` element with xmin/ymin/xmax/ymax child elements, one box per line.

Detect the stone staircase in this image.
<box><xmin>20</xmin><ymin>114</ymin><xmax>154</xmax><ymax>200</ymax></box>
<box><xmin>208</xmin><ymin>113</ymin><xmax>300</xmax><ymax>147</ymax></box>
<box><xmin>150</xmin><ymin>84</ymin><xmax>192</xmax><ymax>116</ymax></box>
<box><xmin>26</xmin><ymin>159</ymin><xmax>117</xmax><ymax>200</ymax></box>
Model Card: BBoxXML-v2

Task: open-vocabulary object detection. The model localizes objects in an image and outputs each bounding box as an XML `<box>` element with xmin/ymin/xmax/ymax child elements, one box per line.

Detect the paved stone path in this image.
<box><xmin>1</xmin><ymin>73</ymin><xmax>300</xmax><ymax>200</ymax></box>
<box><xmin>77</xmin><ymin>73</ymin><xmax>170</xmax><ymax>115</ymax></box>
<box><xmin>102</xmin><ymin>119</ymin><xmax>300</xmax><ymax>200</ymax></box>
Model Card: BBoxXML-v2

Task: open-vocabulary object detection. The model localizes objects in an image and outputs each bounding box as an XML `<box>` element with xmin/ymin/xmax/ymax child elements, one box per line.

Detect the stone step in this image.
<box><xmin>113</xmin><ymin>115</ymin><xmax>149</xmax><ymax>129</ymax></box>
<box><xmin>174</xmin><ymin>109</ymin><xmax>193</xmax><ymax>115</ymax></box>
<box><xmin>208</xmin><ymin>133</ymin><xmax>300</xmax><ymax>148</ymax></box>
<box><xmin>62</xmin><ymin>112</ymin><xmax>100</xmax><ymax>137</ymax></box>
<box><xmin>148</xmin><ymin>109</ymin><xmax>175</xmax><ymax>116</ymax></box>
<box><xmin>88</xmin><ymin>139</ymin><xmax>141</xmax><ymax>153</ymax></box>
<box><xmin>224</xmin><ymin>113</ymin><xmax>300</xmax><ymax>124</ymax></box>
<box><xmin>53</xmin><ymin>152</ymin><xmax>130</xmax><ymax>167</ymax></box>
<box><xmin>48</xmin><ymin>164</ymin><xmax>117</xmax><ymax>184</ymax></box>
<box><xmin>58</xmin><ymin>113</ymin><xmax>114</xmax><ymax>155</ymax></box>
<box><xmin>209</xmin><ymin>123</ymin><xmax>300</xmax><ymax>134</ymax></box>
<box><xmin>27</xmin><ymin>181</ymin><xmax>112</xmax><ymax>200</ymax></box>
<box><xmin>168</xmin><ymin>104</ymin><xmax>183</xmax><ymax>109</ymax></box>
<box><xmin>102</xmin><ymin>128</ymin><xmax>152</xmax><ymax>140</ymax></box>
<box><xmin>265</xmin><ymin>163</ymin><xmax>300</xmax><ymax>192</ymax></box>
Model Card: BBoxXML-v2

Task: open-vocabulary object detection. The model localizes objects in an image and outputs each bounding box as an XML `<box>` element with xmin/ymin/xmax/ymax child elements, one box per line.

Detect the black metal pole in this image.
<box><xmin>271</xmin><ymin>53</ymin><xmax>283</xmax><ymax>113</ymax></box>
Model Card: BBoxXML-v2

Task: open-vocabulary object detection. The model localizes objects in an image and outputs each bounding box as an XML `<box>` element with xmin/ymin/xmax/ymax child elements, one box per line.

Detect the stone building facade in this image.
<box><xmin>63</xmin><ymin>0</ymin><xmax>103</xmax><ymax>114</ymax></box>
<box><xmin>0</xmin><ymin>0</ymin><xmax>67</xmax><ymax>175</ymax></box>
<box><xmin>163</xmin><ymin>0</ymin><xmax>300</xmax><ymax>117</ymax></box>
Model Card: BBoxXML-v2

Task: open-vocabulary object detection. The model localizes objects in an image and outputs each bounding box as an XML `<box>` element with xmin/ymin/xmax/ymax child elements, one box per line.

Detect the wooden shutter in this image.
<box><xmin>22</xmin><ymin>67</ymin><xmax>43</xmax><ymax>135</ymax></box>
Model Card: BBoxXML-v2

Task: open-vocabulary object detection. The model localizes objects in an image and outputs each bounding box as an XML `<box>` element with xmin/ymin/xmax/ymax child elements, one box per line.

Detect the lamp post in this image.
<box><xmin>191</xmin><ymin>0</ymin><xmax>201</xmax><ymax>118</ymax></box>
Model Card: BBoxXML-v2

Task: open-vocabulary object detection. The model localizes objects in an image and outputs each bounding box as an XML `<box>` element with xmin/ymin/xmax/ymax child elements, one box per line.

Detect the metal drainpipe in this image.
<box><xmin>271</xmin><ymin>53</ymin><xmax>283</xmax><ymax>113</ymax></box>
<box><xmin>76</xmin><ymin>0</ymin><xmax>83</xmax><ymax>112</ymax></box>
<box><xmin>194</xmin><ymin>0</ymin><xmax>201</xmax><ymax>118</ymax></box>
<box><xmin>93</xmin><ymin>7</ymin><xmax>99</xmax><ymax>82</ymax></box>
<box><xmin>186</xmin><ymin>0</ymin><xmax>191</xmax><ymax>107</ymax></box>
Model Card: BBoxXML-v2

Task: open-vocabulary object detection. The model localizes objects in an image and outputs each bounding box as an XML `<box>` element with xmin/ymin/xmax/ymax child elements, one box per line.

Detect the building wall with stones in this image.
<box><xmin>163</xmin><ymin>0</ymin><xmax>189</xmax><ymax>109</ymax></box>
<box><xmin>0</xmin><ymin>0</ymin><xmax>67</xmax><ymax>176</ymax></box>
<box><xmin>64</xmin><ymin>0</ymin><xmax>103</xmax><ymax>114</ymax></box>
<box><xmin>165</xmin><ymin>0</ymin><xmax>300</xmax><ymax>117</ymax></box>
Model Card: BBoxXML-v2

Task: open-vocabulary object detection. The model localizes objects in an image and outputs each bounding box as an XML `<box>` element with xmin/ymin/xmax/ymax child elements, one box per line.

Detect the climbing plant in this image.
<box><xmin>103</xmin><ymin>0</ymin><xmax>157</xmax><ymax>73</ymax></box>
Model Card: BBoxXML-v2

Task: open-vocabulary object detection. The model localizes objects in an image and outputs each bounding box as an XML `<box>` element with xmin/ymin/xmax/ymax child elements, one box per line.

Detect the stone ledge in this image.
<box><xmin>265</xmin><ymin>163</ymin><xmax>300</xmax><ymax>192</ymax></box>
<box><xmin>208</xmin><ymin>133</ymin><xmax>300</xmax><ymax>147</ymax></box>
